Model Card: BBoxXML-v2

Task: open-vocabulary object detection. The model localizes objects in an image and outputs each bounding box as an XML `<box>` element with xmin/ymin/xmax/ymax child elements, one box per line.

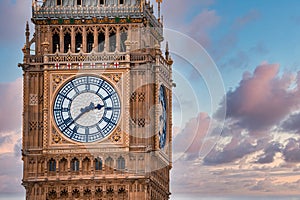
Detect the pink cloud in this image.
<box><xmin>0</xmin><ymin>78</ymin><xmax>22</xmax><ymax>133</ymax></box>
<box><xmin>218</xmin><ymin>63</ymin><xmax>300</xmax><ymax>131</ymax></box>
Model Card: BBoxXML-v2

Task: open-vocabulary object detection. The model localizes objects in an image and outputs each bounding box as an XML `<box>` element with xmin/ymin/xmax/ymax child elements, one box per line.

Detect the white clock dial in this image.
<box><xmin>53</xmin><ymin>75</ymin><xmax>121</xmax><ymax>143</ymax></box>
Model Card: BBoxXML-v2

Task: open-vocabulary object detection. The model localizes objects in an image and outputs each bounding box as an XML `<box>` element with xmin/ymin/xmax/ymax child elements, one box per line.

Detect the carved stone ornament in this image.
<box><xmin>110</xmin><ymin>126</ymin><xmax>122</xmax><ymax>142</ymax></box>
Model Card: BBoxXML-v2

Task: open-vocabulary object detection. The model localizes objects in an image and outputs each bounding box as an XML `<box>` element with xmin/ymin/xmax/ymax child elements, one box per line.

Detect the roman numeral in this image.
<box><xmin>103</xmin><ymin>92</ymin><xmax>116</xmax><ymax>101</ymax></box>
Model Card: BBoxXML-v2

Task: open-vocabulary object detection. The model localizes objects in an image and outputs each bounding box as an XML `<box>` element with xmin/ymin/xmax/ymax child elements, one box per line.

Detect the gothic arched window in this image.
<box><xmin>120</xmin><ymin>31</ymin><xmax>127</xmax><ymax>52</ymax></box>
<box><xmin>105</xmin><ymin>157</ymin><xmax>114</xmax><ymax>172</ymax></box>
<box><xmin>71</xmin><ymin>158</ymin><xmax>79</xmax><ymax>171</ymax></box>
<box><xmin>64</xmin><ymin>32</ymin><xmax>71</xmax><ymax>53</ymax></box>
<box><xmin>77</xmin><ymin>0</ymin><xmax>82</xmax><ymax>5</ymax></box>
<box><xmin>48</xmin><ymin>158</ymin><xmax>56</xmax><ymax>172</ymax></box>
<box><xmin>98</xmin><ymin>32</ymin><xmax>105</xmax><ymax>52</ymax></box>
<box><xmin>59</xmin><ymin>157</ymin><xmax>67</xmax><ymax>172</ymax></box>
<box><xmin>57</xmin><ymin>0</ymin><xmax>62</xmax><ymax>6</ymax></box>
<box><xmin>86</xmin><ymin>32</ymin><xmax>94</xmax><ymax>53</ymax></box>
<box><xmin>99</xmin><ymin>0</ymin><xmax>105</xmax><ymax>5</ymax></box>
<box><xmin>52</xmin><ymin>33</ymin><xmax>59</xmax><ymax>53</ymax></box>
<box><xmin>75</xmin><ymin>32</ymin><xmax>82</xmax><ymax>53</ymax></box>
<box><xmin>109</xmin><ymin>28</ymin><xmax>116</xmax><ymax>52</ymax></box>
<box><xmin>120</xmin><ymin>0</ymin><xmax>124</xmax><ymax>4</ymax></box>
<box><xmin>117</xmin><ymin>156</ymin><xmax>125</xmax><ymax>170</ymax></box>
<box><xmin>95</xmin><ymin>158</ymin><xmax>103</xmax><ymax>170</ymax></box>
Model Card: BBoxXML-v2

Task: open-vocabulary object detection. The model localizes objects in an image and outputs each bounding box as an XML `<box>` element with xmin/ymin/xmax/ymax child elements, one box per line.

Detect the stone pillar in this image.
<box><xmin>116</xmin><ymin>26</ymin><xmax>120</xmax><ymax>52</ymax></box>
<box><xmin>105</xmin><ymin>26</ymin><xmax>109</xmax><ymax>52</ymax></box>
<box><xmin>59</xmin><ymin>26</ymin><xmax>63</xmax><ymax>53</ymax></box>
<box><xmin>82</xmin><ymin>26</ymin><xmax>87</xmax><ymax>53</ymax></box>
<box><xmin>94</xmin><ymin>27</ymin><xmax>98</xmax><ymax>52</ymax></box>
<box><xmin>71</xmin><ymin>26</ymin><xmax>75</xmax><ymax>53</ymax></box>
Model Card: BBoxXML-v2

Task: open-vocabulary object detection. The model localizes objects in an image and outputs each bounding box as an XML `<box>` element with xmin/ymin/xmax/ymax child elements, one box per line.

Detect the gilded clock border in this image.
<box><xmin>44</xmin><ymin>70</ymin><xmax>129</xmax><ymax>149</ymax></box>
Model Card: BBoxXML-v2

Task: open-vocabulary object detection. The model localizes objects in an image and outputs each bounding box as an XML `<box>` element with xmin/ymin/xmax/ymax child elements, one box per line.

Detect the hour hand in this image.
<box><xmin>95</xmin><ymin>103</ymin><xmax>105</xmax><ymax>110</ymax></box>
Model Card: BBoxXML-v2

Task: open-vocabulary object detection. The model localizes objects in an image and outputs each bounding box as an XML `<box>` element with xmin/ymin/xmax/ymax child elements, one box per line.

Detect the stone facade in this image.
<box><xmin>19</xmin><ymin>0</ymin><xmax>173</xmax><ymax>199</ymax></box>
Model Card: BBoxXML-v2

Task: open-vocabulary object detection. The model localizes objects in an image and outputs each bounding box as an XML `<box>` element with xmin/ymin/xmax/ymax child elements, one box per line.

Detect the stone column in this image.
<box><xmin>71</xmin><ymin>26</ymin><xmax>75</xmax><ymax>53</ymax></box>
<box><xmin>116</xmin><ymin>26</ymin><xmax>120</xmax><ymax>52</ymax></box>
<box><xmin>94</xmin><ymin>27</ymin><xmax>98</xmax><ymax>52</ymax></box>
<box><xmin>59</xmin><ymin>26</ymin><xmax>63</xmax><ymax>53</ymax></box>
<box><xmin>82</xmin><ymin>26</ymin><xmax>87</xmax><ymax>53</ymax></box>
<box><xmin>105</xmin><ymin>26</ymin><xmax>109</xmax><ymax>52</ymax></box>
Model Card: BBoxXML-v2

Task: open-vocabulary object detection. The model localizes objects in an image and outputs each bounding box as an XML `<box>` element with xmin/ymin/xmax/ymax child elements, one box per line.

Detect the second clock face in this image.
<box><xmin>53</xmin><ymin>75</ymin><xmax>121</xmax><ymax>143</ymax></box>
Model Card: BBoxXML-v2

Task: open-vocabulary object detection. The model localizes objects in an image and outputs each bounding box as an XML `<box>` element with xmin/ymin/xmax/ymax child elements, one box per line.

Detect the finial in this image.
<box><xmin>156</xmin><ymin>0</ymin><xmax>162</xmax><ymax>21</ymax></box>
<box><xmin>165</xmin><ymin>42</ymin><xmax>169</xmax><ymax>60</ymax></box>
<box><xmin>26</xmin><ymin>21</ymin><xmax>29</xmax><ymax>32</ymax></box>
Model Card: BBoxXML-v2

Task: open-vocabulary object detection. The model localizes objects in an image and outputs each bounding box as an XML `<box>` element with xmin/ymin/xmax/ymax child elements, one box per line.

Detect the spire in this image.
<box><xmin>25</xmin><ymin>21</ymin><xmax>30</xmax><ymax>55</ymax></box>
<box><xmin>165</xmin><ymin>41</ymin><xmax>169</xmax><ymax>60</ymax></box>
<box><xmin>156</xmin><ymin>0</ymin><xmax>162</xmax><ymax>21</ymax></box>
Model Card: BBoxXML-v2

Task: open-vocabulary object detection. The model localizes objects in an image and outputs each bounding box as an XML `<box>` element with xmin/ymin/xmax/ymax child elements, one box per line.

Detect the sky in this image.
<box><xmin>2</xmin><ymin>0</ymin><xmax>300</xmax><ymax>199</ymax></box>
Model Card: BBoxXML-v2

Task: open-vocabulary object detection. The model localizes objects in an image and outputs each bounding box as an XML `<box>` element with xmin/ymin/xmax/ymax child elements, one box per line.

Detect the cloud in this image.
<box><xmin>0</xmin><ymin>153</ymin><xmax>24</xmax><ymax>194</ymax></box>
<box><xmin>281</xmin><ymin>112</ymin><xmax>300</xmax><ymax>133</ymax></box>
<box><xmin>161</xmin><ymin>1</ymin><xmax>220</xmax><ymax>47</ymax></box>
<box><xmin>216</xmin><ymin>63</ymin><xmax>300</xmax><ymax>132</ymax></box>
<box><xmin>187</xmin><ymin>9</ymin><xmax>220</xmax><ymax>47</ymax></box>
<box><xmin>173</xmin><ymin>113</ymin><xmax>211</xmax><ymax>160</ymax></box>
<box><xmin>0</xmin><ymin>78</ymin><xmax>22</xmax><ymax>133</ymax></box>
<box><xmin>0</xmin><ymin>0</ymin><xmax>31</xmax><ymax>44</ymax></box>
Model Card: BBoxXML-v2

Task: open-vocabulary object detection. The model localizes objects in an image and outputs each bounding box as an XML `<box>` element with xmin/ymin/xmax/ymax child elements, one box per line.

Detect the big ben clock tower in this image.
<box><xmin>19</xmin><ymin>0</ymin><xmax>173</xmax><ymax>199</ymax></box>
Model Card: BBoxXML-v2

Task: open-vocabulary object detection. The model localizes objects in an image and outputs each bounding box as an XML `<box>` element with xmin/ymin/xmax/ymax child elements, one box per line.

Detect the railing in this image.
<box><xmin>25</xmin><ymin>52</ymin><xmax>170</xmax><ymax>70</ymax></box>
<box><xmin>33</xmin><ymin>5</ymin><xmax>143</xmax><ymax>19</ymax></box>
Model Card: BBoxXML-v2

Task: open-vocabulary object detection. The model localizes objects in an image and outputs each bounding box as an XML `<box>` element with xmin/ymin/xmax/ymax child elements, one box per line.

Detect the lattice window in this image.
<box><xmin>29</xmin><ymin>121</ymin><xmax>38</xmax><ymax>131</ymax></box>
<box><xmin>138</xmin><ymin>118</ymin><xmax>145</xmax><ymax>127</ymax></box>
<box><xmin>29</xmin><ymin>94</ymin><xmax>38</xmax><ymax>105</ymax></box>
<box><xmin>130</xmin><ymin>92</ymin><xmax>137</xmax><ymax>102</ymax></box>
<box><xmin>138</xmin><ymin>92</ymin><xmax>145</xmax><ymax>102</ymax></box>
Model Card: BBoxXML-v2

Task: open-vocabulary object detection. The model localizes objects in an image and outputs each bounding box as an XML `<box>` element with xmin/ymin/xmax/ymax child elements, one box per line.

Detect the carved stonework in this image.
<box><xmin>110</xmin><ymin>126</ymin><xmax>122</xmax><ymax>143</ymax></box>
<box><xmin>52</xmin><ymin>74</ymin><xmax>70</xmax><ymax>91</ymax></box>
<box><xmin>29</xmin><ymin>94</ymin><xmax>38</xmax><ymax>105</ymax></box>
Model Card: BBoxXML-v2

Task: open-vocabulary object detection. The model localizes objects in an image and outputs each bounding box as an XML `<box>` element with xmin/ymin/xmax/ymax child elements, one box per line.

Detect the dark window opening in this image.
<box><xmin>117</xmin><ymin>156</ymin><xmax>125</xmax><ymax>170</ymax></box>
<box><xmin>71</xmin><ymin>158</ymin><xmax>79</xmax><ymax>171</ymax></box>
<box><xmin>77</xmin><ymin>0</ymin><xmax>81</xmax><ymax>5</ymax></box>
<box><xmin>105</xmin><ymin>157</ymin><xmax>113</xmax><ymax>172</ymax></box>
<box><xmin>59</xmin><ymin>158</ymin><xmax>67</xmax><ymax>172</ymax></box>
<box><xmin>75</xmin><ymin>33</ymin><xmax>82</xmax><ymax>53</ymax></box>
<box><xmin>49</xmin><ymin>158</ymin><xmax>56</xmax><ymax>172</ymax></box>
<box><xmin>109</xmin><ymin>32</ymin><xmax>116</xmax><ymax>52</ymax></box>
<box><xmin>100</xmin><ymin>0</ymin><xmax>104</xmax><ymax>5</ymax></box>
<box><xmin>57</xmin><ymin>0</ymin><xmax>62</xmax><ymax>6</ymax></box>
<box><xmin>64</xmin><ymin>33</ymin><xmax>71</xmax><ymax>53</ymax></box>
<box><xmin>120</xmin><ymin>0</ymin><xmax>124</xmax><ymax>4</ymax></box>
<box><xmin>95</xmin><ymin>158</ymin><xmax>103</xmax><ymax>170</ymax></box>
<box><xmin>98</xmin><ymin>32</ymin><xmax>105</xmax><ymax>52</ymax></box>
<box><xmin>52</xmin><ymin>33</ymin><xmax>59</xmax><ymax>53</ymax></box>
<box><xmin>87</xmin><ymin>32</ymin><xmax>94</xmax><ymax>53</ymax></box>
<box><xmin>120</xmin><ymin>32</ymin><xmax>127</xmax><ymax>52</ymax></box>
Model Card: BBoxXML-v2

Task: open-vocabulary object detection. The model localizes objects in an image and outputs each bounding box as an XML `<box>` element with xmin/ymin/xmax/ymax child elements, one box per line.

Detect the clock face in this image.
<box><xmin>53</xmin><ymin>75</ymin><xmax>121</xmax><ymax>143</ymax></box>
<box><xmin>159</xmin><ymin>85</ymin><xmax>167</xmax><ymax>149</ymax></box>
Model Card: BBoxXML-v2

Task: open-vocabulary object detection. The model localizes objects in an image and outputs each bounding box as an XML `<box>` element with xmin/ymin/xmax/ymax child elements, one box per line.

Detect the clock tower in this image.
<box><xmin>19</xmin><ymin>0</ymin><xmax>173</xmax><ymax>199</ymax></box>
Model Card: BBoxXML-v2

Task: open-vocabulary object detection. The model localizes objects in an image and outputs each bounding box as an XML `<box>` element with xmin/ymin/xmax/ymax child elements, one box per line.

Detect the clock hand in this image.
<box><xmin>63</xmin><ymin>102</ymin><xmax>104</xmax><ymax>132</ymax></box>
<box><xmin>95</xmin><ymin>103</ymin><xmax>105</xmax><ymax>110</ymax></box>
